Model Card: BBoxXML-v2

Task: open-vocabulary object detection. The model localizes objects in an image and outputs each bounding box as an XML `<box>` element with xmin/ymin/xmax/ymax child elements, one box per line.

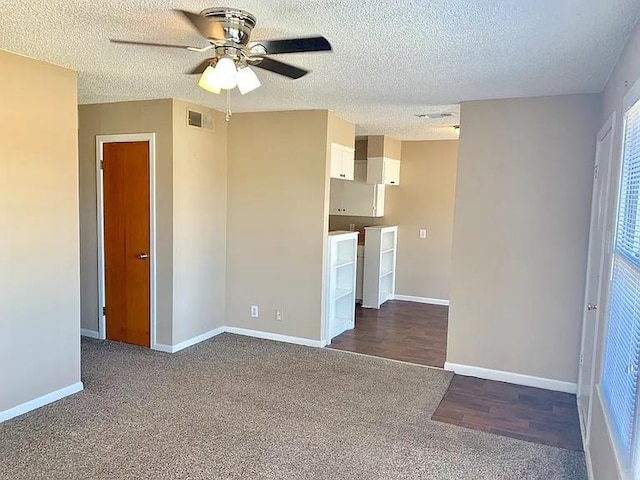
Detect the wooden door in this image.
<box><xmin>103</xmin><ymin>141</ymin><xmax>150</xmax><ymax>347</ymax></box>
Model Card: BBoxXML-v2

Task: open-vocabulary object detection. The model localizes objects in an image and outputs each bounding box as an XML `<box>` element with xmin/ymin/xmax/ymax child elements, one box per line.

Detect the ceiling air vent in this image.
<box><xmin>187</xmin><ymin>108</ymin><xmax>215</xmax><ymax>132</ymax></box>
<box><xmin>415</xmin><ymin>112</ymin><xmax>455</xmax><ymax>119</ymax></box>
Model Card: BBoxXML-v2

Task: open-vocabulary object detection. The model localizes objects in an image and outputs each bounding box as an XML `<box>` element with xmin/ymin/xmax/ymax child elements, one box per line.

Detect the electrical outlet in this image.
<box><xmin>349</xmin><ymin>223</ymin><xmax>356</xmax><ymax>231</ymax></box>
<box><xmin>250</xmin><ymin>305</ymin><xmax>259</xmax><ymax>318</ymax></box>
<box><xmin>275</xmin><ymin>309</ymin><xmax>283</xmax><ymax>322</ymax></box>
<box><xmin>419</xmin><ymin>229</ymin><xmax>427</xmax><ymax>239</ymax></box>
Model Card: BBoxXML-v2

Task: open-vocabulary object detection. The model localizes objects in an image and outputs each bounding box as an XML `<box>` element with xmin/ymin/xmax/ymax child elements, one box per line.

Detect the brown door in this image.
<box><xmin>103</xmin><ymin>141</ymin><xmax>150</xmax><ymax>347</ymax></box>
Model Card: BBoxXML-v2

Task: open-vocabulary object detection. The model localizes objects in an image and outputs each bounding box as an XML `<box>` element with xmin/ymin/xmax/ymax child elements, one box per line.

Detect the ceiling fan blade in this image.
<box><xmin>110</xmin><ymin>39</ymin><xmax>198</xmax><ymax>50</ymax></box>
<box><xmin>187</xmin><ymin>59</ymin><xmax>215</xmax><ymax>75</ymax></box>
<box><xmin>252</xmin><ymin>57</ymin><xmax>309</xmax><ymax>79</ymax></box>
<box><xmin>175</xmin><ymin>9</ymin><xmax>225</xmax><ymax>41</ymax></box>
<box><xmin>251</xmin><ymin>36</ymin><xmax>332</xmax><ymax>55</ymax></box>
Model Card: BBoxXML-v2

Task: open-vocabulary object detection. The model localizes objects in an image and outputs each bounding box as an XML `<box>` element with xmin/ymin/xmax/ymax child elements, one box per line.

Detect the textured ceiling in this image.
<box><xmin>1</xmin><ymin>0</ymin><xmax>639</xmax><ymax>140</ymax></box>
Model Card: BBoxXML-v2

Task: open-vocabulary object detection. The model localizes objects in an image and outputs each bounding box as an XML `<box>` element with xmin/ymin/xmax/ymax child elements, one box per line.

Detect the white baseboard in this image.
<box><xmin>0</xmin><ymin>381</ymin><xmax>84</xmax><ymax>424</ymax></box>
<box><xmin>152</xmin><ymin>325</ymin><xmax>324</xmax><ymax>353</ymax></box>
<box><xmin>393</xmin><ymin>295</ymin><xmax>449</xmax><ymax>306</ymax></box>
<box><xmin>153</xmin><ymin>326</ymin><xmax>225</xmax><ymax>354</ymax></box>
<box><xmin>444</xmin><ymin>362</ymin><xmax>577</xmax><ymax>394</ymax></box>
<box><xmin>224</xmin><ymin>326</ymin><xmax>324</xmax><ymax>348</ymax></box>
<box><xmin>80</xmin><ymin>328</ymin><xmax>100</xmax><ymax>339</ymax></box>
<box><xmin>585</xmin><ymin>446</ymin><xmax>594</xmax><ymax>480</ymax></box>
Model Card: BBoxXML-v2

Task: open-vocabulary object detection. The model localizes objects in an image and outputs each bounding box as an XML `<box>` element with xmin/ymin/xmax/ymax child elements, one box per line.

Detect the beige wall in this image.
<box><xmin>226</xmin><ymin>110</ymin><xmax>332</xmax><ymax>340</ymax></box>
<box><xmin>78</xmin><ymin>99</ymin><xmax>174</xmax><ymax>344</ymax></box>
<box><xmin>330</xmin><ymin>140</ymin><xmax>458</xmax><ymax>301</ymax></box>
<box><xmin>588</xmin><ymin>19</ymin><xmax>640</xmax><ymax>480</ymax></box>
<box><xmin>355</xmin><ymin>138</ymin><xmax>367</xmax><ymax>160</ymax></box>
<box><xmin>0</xmin><ymin>51</ymin><xmax>80</xmax><ymax>412</ymax></box>
<box><xmin>171</xmin><ymin>99</ymin><xmax>227</xmax><ymax>344</ymax></box>
<box><xmin>387</xmin><ymin>141</ymin><xmax>457</xmax><ymax>299</ymax></box>
<box><xmin>328</xmin><ymin>111</ymin><xmax>355</xmax><ymax>149</ymax></box>
<box><xmin>447</xmin><ymin>94</ymin><xmax>600</xmax><ymax>383</ymax></box>
<box><xmin>367</xmin><ymin>135</ymin><xmax>402</xmax><ymax>160</ymax></box>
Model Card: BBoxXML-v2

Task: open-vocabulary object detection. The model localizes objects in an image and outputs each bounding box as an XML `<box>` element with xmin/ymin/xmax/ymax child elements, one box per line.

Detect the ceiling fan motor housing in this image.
<box><xmin>200</xmin><ymin>7</ymin><xmax>257</xmax><ymax>46</ymax></box>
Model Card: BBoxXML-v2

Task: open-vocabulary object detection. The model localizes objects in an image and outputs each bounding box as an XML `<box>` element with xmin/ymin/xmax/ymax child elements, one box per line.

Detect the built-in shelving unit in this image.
<box><xmin>324</xmin><ymin>231</ymin><xmax>359</xmax><ymax>344</ymax></box>
<box><xmin>362</xmin><ymin>226</ymin><xmax>398</xmax><ymax>309</ymax></box>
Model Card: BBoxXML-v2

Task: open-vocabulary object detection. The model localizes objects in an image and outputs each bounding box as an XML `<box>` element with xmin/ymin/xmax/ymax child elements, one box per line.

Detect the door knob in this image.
<box><xmin>587</xmin><ymin>303</ymin><xmax>598</xmax><ymax>311</ymax></box>
<box><xmin>136</xmin><ymin>253</ymin><xmax>149</xmax><ymax>260</ymax></box>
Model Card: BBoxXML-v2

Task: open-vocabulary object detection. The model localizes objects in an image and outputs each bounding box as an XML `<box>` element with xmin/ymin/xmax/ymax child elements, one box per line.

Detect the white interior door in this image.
<box><xmin>577</xmin><ymin>113</ymin><xmax>616</xmax><ymax>439</ymax></box>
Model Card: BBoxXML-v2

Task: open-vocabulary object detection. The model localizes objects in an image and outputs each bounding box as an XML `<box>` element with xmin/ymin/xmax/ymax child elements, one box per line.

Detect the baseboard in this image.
<box><xmin>0</xmin><ymin>381</ymin><xmax>84</xmax><ymax>424</ymax></box>
<box><xmin>393</xmin><ymin>295</ymin><xmax>450</xmax><ymax>306</ymax></box>
<box><xmin>585</xmin><ymin>446</ymin><xmax>594</xmax><ymax>480</ymax></box>
<box><xmin>444</xmin><ymin>362</ymin><xmax>577</xmax><ymax>394</ymax></box>
<box><xmin>224</xmin><ymin>327</ymin><xmax>324</xmax><ymax>348</ymax></box>
<box><xmin>80</xmin><ymin>328</ymin><xmax>100</xmax><ymax>339</ymax></box>
<box><xmin>153</xmin><ymin>326</ymin><xmax>225</xmax><ymax>354</ymax></box>
<box><xmin>330</xmin><ymin>320</ymin><xmax>354</xmax><ymax>342</ymax></box>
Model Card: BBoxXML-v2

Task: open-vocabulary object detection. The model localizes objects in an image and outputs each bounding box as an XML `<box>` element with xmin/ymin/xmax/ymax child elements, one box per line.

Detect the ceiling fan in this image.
<box><xmin>111</xmin><ymin>7</ymin><xmax>332</xmax><ymax>96</ymax></box>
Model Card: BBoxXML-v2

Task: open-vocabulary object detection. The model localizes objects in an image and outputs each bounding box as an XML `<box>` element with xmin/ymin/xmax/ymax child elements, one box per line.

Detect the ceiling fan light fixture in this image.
<box><xmin>236</xmin><ymin>66</ymin><xmax>261</xmax><ymax>95</ymax></box>
<box><xmin>198</xmin><ymin>65</ymin><xmax>222</xmax><ymax>94</ymax></box>
<box><xmin>214</xmin><ymin>56</ymin><xmax>238</xmax><ymax>90</ymax></box>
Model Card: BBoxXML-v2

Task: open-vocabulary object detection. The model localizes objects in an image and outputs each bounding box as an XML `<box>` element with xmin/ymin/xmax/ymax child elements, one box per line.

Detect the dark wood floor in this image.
<box><xmin>432</xmin><ymin>375</ymin><xmax>583</xmax><ymax>451</ymax></box>
<box><xmin>327</xmin><ymin>300</ymin><xmax>448</xmax><ymax>368</ymax></box>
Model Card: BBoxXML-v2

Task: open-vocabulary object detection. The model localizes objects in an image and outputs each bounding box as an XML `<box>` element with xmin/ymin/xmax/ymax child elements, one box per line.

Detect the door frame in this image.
<box><xmin>577</xmin><ymin>111</ymin><xmax>616</xmax><ymax>445</ymax></box>
<box><xmin>95</xmin><ymin>133</ymin><xmax>158</xmax><ymax>349</ymax></box>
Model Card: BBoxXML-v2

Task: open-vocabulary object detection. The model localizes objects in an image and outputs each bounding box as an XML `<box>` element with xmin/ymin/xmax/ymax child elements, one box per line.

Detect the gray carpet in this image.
<box><xmin>0</xmin><ymin>334</ymin><xmax>587</xmax><ymax>479</ymax></box>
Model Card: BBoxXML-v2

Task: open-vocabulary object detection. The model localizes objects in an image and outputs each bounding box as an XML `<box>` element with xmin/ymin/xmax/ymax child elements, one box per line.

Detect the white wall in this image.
<box><xmin>448</xmin><ymin>94</ymin><xmax>600</xmax><ymax>385</ymax></box>
<box><xmin>0</xmin><ymin>50</ymin><xmax>81</xmax><ymax>416</ymax></box>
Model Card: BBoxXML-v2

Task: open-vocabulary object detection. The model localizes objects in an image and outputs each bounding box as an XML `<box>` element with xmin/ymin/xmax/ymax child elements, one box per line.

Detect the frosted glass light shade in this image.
<box><xmin>237</xmin><ymin>66</ymin><xmax>261</xmax><ymax>95</ymax></box>
<box><xmin>198</xmin><ymin>65</ymin><xmax>222</xmax><ymax>94</ymax></box>
<box><xmin>214</xmin><ymin>57</ymin><xmax>238</xmax><ymax>90</ymax></box>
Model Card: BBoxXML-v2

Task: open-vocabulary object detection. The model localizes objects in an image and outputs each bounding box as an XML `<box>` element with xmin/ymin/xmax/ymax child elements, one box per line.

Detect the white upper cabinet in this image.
<box><xmin>367</xmin><ymin>157</ymin><xmax>401</xmax><ymax>185</ymax></box>
<box><xmin>330</xmin><ymin>143</ymin><xmax>355</xmax><ymax>180</ymax></box>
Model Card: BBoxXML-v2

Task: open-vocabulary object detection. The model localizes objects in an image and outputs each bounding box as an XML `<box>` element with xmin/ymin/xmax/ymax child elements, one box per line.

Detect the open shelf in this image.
<box><xmin>333</xmin><ymin>288</ymin><xmax>354</xmax><ymax>302</ymax></box>
<box><xmin>363</xmin><ymin>226</ymin><xmax>398</xmax><ymax>309</ymax></box>
<box><xmin>326</xmin><ymin>231</ymin><xmax>358</xmax><ymax>343</ymax></box>
<box><xmin>334</xmin><ymin>259</ymin><xmax>355</xmax><ymax>269</ymax></box>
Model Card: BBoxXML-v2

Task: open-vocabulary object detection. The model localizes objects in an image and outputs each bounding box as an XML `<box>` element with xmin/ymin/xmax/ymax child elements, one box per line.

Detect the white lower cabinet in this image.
<box><xmin>324</xmin><ymin>231</ymin><xmax>358</xmax><ymax>344</ymax></box>
<box><xmin>330</xmin><ymin>160</ymin><xmax>385</xmax><ymax>217</ymax></box>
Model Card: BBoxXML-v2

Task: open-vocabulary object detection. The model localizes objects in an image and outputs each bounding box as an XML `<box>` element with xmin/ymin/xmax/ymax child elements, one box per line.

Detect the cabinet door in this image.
<box><xmin>341</xmin><ymin>147</ymin><xmax>355</xmax><ymax>180</ymax></box>
<box><xmin>329</xmin><ymin>178</ymin><xmax>344</xmax><ymax>215</ymax></box>
<box><xmin>329</xmin><ymin>143</ymin><xmax>344</xmax><ymax>179</ymax></box>
<box><xmin>385</xmin><ymin>159</ymin><xmax>400</xmax><ymax>185</ymax></box>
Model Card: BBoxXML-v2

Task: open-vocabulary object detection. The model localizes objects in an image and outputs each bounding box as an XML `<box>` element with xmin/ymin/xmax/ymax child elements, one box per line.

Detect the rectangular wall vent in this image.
<box><xmin>187</xmin><ymin>108</ymin><xmax>215</xmax><ymax>132</ymax></box>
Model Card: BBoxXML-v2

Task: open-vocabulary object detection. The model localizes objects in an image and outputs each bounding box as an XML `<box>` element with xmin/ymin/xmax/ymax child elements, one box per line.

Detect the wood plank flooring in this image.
<box><xmin>432</xmin><ymin>375</ymin><xmax>583</xmax><ymax>451</ymax></box>
<box><xmin>327</xmin><ymin>300</ymin><xmax>448</xmax><ymax>368</ymax></box>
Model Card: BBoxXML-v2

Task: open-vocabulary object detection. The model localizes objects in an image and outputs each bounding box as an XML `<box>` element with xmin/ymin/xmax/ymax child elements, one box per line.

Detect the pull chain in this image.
<box><xmin>225</xmin><ymin>89</ymin><xmax>232</xmax><ymax>122</ymax></box>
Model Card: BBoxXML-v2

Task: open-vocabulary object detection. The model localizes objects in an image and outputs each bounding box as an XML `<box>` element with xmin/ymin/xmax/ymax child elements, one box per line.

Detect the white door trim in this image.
<box><xmin>96</xmin><ymin>134</ymin><xmax>158</xmax><ymax>350</ymax></box>
<box><xmin>577</xmin><ymin>111</ymin><xmax>616</xmax><ymax>446</ymax></box>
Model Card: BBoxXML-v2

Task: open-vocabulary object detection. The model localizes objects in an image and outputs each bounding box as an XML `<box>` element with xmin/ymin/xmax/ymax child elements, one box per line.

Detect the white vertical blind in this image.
<box><xmin>602</xmin><ymin>98</ymin><xmax>640</xmax><ymax>471</ymax></box>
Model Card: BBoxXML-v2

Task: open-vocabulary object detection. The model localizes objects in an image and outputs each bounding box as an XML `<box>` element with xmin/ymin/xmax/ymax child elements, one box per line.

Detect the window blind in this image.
<box><xmin>602</xmin><ymin>98</ymin><xmax>640</xmax><ymax>468</ymax></box>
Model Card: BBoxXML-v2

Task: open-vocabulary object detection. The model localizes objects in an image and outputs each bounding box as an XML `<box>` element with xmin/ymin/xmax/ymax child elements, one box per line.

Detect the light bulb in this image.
<box><xmin>237</xmin><ymin>66</ymin><xmax>261</xmax><ymax>95</ymax></box>
<box><xmin>213</xmin><ymin>57</ymin><xmax>238</xmax><ymax>90</ymax></box>
<box><xmin>198</xmin><ymin>65</ymin><xmax>221</xmax><ymax>94</ymax></box>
